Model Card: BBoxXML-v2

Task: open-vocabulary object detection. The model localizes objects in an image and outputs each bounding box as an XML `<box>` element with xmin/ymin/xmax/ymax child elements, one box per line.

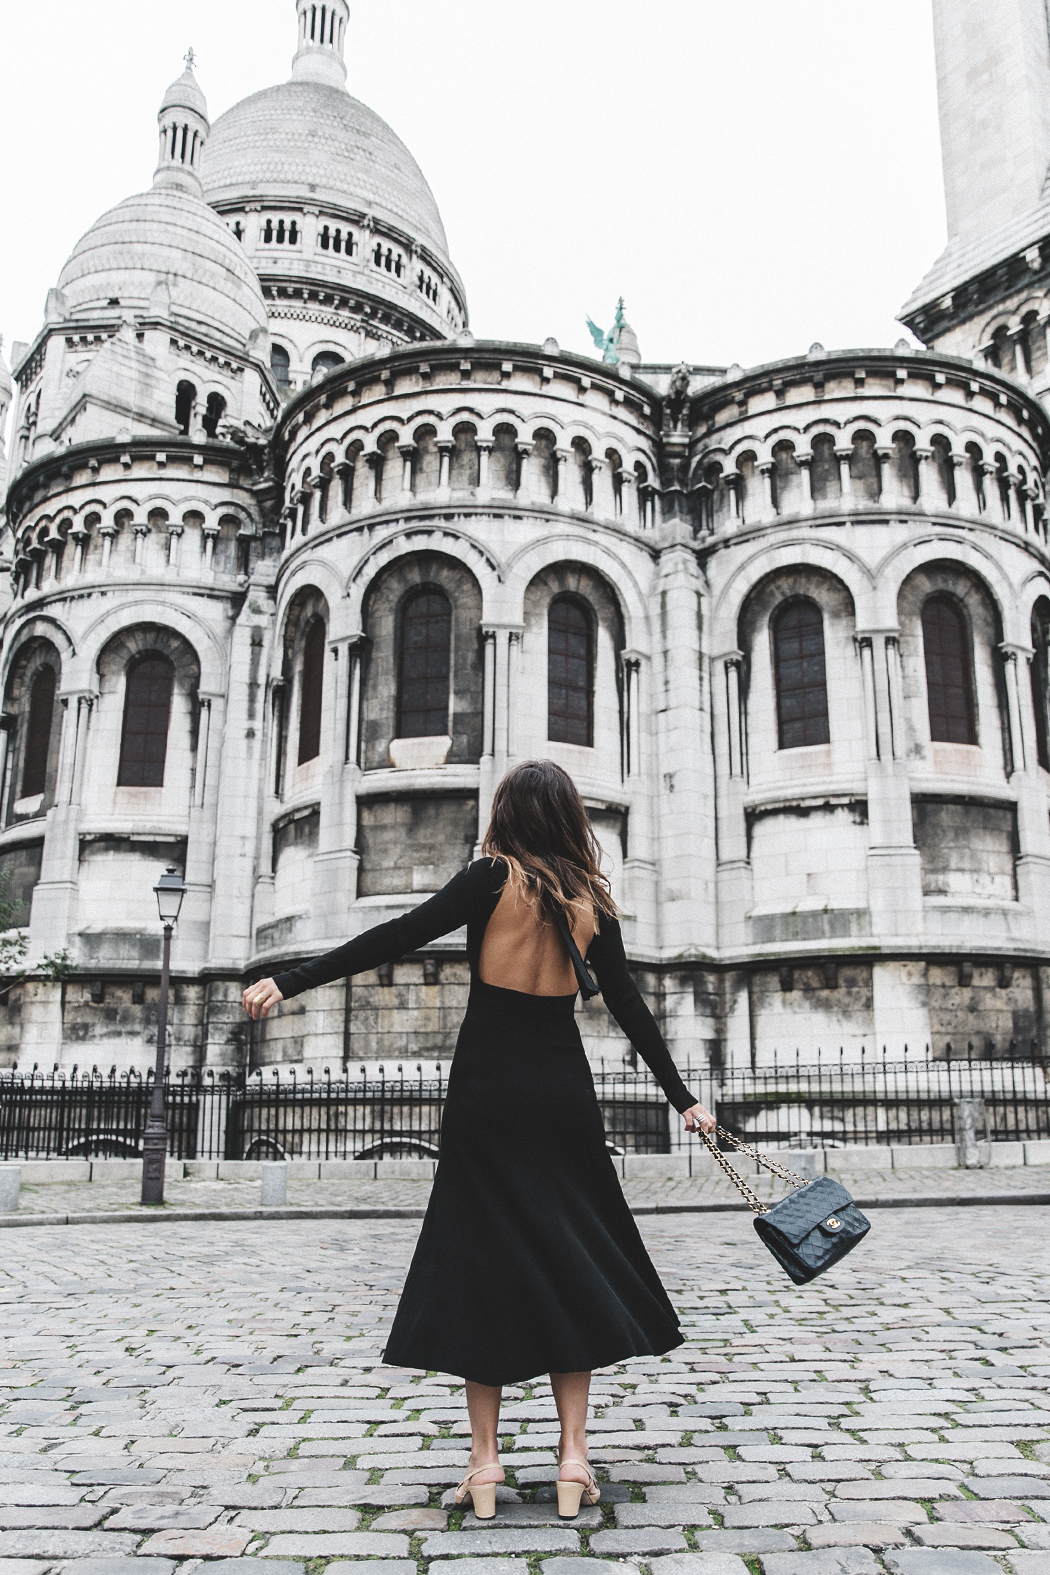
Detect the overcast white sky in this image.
<box><xmin>0</xmin><ymin>0</ymin><xmax>946</xmax><ymax>375</ymax></box>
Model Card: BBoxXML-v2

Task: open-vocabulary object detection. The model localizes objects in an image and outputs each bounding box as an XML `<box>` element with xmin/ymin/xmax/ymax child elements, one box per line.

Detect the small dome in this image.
<box><xmin>161</xmin><ymin>64</ymin><xmax>208</xmax><ymax>120</ymax></box>
<box><xmin>616</xmin><ymin>317</ymin><xmax>641</xmax><ymax>366</ymax></box>
<box><xmin>202</xmin><ymin>82</ymin><xmax>449</xmax><ymax>256</ymax></box>
<box><xmin>57</xmin><ymin>187</ymin><xmax>269</xmax><ymax>352</ymax></box>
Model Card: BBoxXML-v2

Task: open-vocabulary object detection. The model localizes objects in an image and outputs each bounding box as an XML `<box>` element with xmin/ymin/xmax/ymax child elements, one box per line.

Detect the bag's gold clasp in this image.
<box><xmin>825</xmin><ymin>1216</ymin><xmax>842</xmax><ymax>1230</ymax></box>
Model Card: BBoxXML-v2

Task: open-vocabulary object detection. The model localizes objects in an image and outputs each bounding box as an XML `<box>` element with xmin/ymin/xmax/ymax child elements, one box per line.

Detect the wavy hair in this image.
<box><xmin>481</xmin><ymin>759</ymin><xmax>617</xmax><ymax>923</ymax></box>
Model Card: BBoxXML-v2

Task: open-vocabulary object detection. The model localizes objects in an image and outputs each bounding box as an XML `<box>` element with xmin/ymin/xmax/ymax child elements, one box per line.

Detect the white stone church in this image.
<box><xmin>2</xmin><ymin>0</ymin><xmax>1050</xmax><ymax>1076</ymax></box>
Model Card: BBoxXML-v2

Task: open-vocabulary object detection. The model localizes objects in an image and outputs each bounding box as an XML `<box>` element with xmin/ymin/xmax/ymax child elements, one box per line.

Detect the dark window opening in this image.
<box><xmin>270</xmin><ymin>345</ymin><xmax>291</xmax><ymax>391</ymax></box>
<box><xmin>263</xmin><ymin>218</ymin><xmax>274</xmax><ymax>243</ymax></box>
<box><xmin>297</xmin><ymin>618</ymin><xmax>326</xmax><ymax>765</ymax></box>
<box><xmin>773</xmin><ymin>598</ymin><xmax>830</xmax><ymax>749</ymax></box>
<box><xmin>548</xmin><ymin>596</ymin><xmax>593</xmax><ymax>747</ymax></box>
<box><xmin>174</xmin><ymin>380</ymin><xmax>196</xmax><ymax>435</ymax></box>
<box><xmin>117</xmin><ymin>654</ymin><xmax>174</xmax><ymax>788</ymax></box>
<box><xmin>232</xmin><ymin>220</ymin><xmax>244</xmax><ymax>242</ymax></box>
<box><xmin>311</xmin><ymin>351</ymin><xmax>344</xmax><ymax>380</ymax></box>
<box><xmin>922</xmin><ymin>595</ymin><xmax>976</xmax><ymax>744</ymax></box>
<box><xmin>202</xmin><ymin>392</ymin><xmax>226</xmax><ymax>438</ymax></box>
<box><xmin>398</xmin><ymin>588</ymin><xmax>451</xmax><ymax>738</ymax></box>
<box><xmin>20</xmin><ymin>667</ymin><xmax>56</xmax><ymax>800</ymax></box>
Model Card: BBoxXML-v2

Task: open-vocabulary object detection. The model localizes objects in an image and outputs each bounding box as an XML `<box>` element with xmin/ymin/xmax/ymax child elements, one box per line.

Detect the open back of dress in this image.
<box><xmin>478</xmin><ymin>881</ymin><xmax>596</xmax><ymax>997</ymax></box>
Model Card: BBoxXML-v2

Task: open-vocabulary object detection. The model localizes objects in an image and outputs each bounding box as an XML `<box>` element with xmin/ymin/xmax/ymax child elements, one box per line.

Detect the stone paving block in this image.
<box><xmin>139</xmin><ymin>1527</ymin><xmax>254</xmax><ymax>1556</ymax></box>
<box><xmin>914</xmin><ymin>1523</ymin><xmax>1024</xmax><ymax>1547</ymax></box>
<box><xmin>607</xmin><ymin>1465</ymin><xmax>687</xmax><ymax>1483</ymax></box>
<box><xmin>738</xmin><ymin>1485</ymin><xmax>827</xmax><ymax>1503</ymax></box>
<box><xmin>541</xmin><ymin>1561</ymin><xmax>643</xmax><ymax>1575</ymax></box>
<box><xmin>1016</xmin><ymin>1533</ymin><xmax>1050</xmax><ymax>1551</ymax></box>
<box><xmin>788</xmin><ymin>1466</ymin><xmax>873</xmax><ymax>1483</ymax></box>
<box><xmin>428</xmin><ymin>1561</ymin><xmax>529</xmax><ymax>1575</ymax></box>
<box><xmin>645</xmin><ymin>1486</ymin><xmax>728</xmax><ymax>1505</ymax></box>
<box><xmin>0</xmin><ymin>1489</ymin><xmax>85</xmax><ymax>1506</ymax></box>
<box><xmin>807</xmin><ymin>1524</ymin><xmax>911</xmax><ymax>1548</ymax></box>
<box><xmin>970</xmin><ymin>1480</ymin><xmax>1050</xmax><ymax>1499</ymax></box>
<box><xmin>884</xmin><ymin>1551</ymin><xmax>1008</xmax><ymax>1575</ymax></box>
<box><xmin>69</xmin><ymin>1472</ymin><xmax>165</xmax><ymax>1487</ymax></box>
<box><xmin>199</xmin><ymin>1486</ymin><xmax>288</xmax><ymax>1508</ymax></box>
<box><xmin>936</xmin><ymin>1501</ymin><xmax>1026</xmax><ymax>1523</ymax></box>
<box><xmin>723</xmin><ymin>1504</ymin><xmax>819</xmax><ymax>1527</ymax></box>
<box><xmin>262</xmin><ymin>1533</ymin><xmax>412</xmax><ymax>1557</ymax></box>
<box><xmin>0</xmin><ymin>1510</ymin><xmax>105</xmax><ymax>1529</ymax></box>
<box><xmin>369</xmin><ymin>1508</ymin><xmax>448</xmax><ymax>1531</ymax></box>
<box><xmin>831</xmin><ymin>1501</ymin><xmax>929</xmax><ymax>1523</ymax></box>
<box><xmin>461</xmin><ymin>1507</ymin><xmax>600</xmax><ymax>1530</ymax></box>
<box><xmin>0</xmin><ymin>1533</ymin><xmax>139</xmax><ymax>1559</ymax></box>
<box><xmin>299</xmin><ymin>1487</ymin><xmax>427</xmax><ymax>1507</ymax></box>
<box><xmin>421</xmin><ymin>1530</ymin><xmax>580</xmax><ymax>1555</ymax></box>
<box><xmin>760</xmin><ymin>1555</ymin><xmax>880</xmax><ymax>1575</ymax></box>
<box><xmin>323</xmin><ymin>1565</ymin><xmax>413</xmax><ymax>1575</ymax></box>
<box><xmin>101</xmin><ymin>1506</ymin><xmax>221</xmax><ymax>1531</ymax></box>
<box><xmin>380</xmin><ymin>1466</ymin><xmax>472</xmax><ymax>1485</ymax></box>
<box><xmin>56</xmin><ymin>1562</ymin><xmax>176</xmax><ymax>1575</ymax></box>
<box><xmin>698</xmin><ymin>1463</ymin><xmax>780</xmax><ymax>1484</ymax></box>
<box><xmin>235</xmin><ymin>1510</ymin><xmax>362</xmax><ymax>1531</ymax></box>
<box><xmin>908</xmin><ymin>1444</ymin><xmax>1024</xmax><ymax>1461</ymax></box>
<box><xmin>204</xmin><ymin>1565</ymin><xmax>303</xmax><ymax>1575</ymax></box>
<box><xmin>880</xmin><ymin>1466</ymin><xmax>964</xmax><ymax>1482</ymax></box>
<box><xmin>836</xmin><ymin>1481</ymin><xmax>962</xmax><ymax>1500</ymax></box>
<box><xmin>1006</xmin><ymin>1556</ymin><xmax>1050</xmax><ymax>1575</ymax></box>
<box><xmin>590</xmin><ymin>1530</ymin><xmax>690</xmax><ymax>1555</ymax></box>
<box><xmin>615</xmin><ymin>1504</ymin><xmax>715</xmax><ymax>1528</ymax></box>
<box><xmin>646</xmin><ymin>1558</ymin><xmax>750</xmax><ymax>1575</ymax></box>
<box><xmin>0</xmin><ymin>1562</ymin><xmax>51</xmax><ymax>1575</ymax></box>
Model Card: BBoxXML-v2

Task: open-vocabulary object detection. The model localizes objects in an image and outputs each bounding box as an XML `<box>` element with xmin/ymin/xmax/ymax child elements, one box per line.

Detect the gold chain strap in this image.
<box><xmin>698</xmin><ymin>1125</ymin><xmax>810</xmax><ymax>1215</ymax></box>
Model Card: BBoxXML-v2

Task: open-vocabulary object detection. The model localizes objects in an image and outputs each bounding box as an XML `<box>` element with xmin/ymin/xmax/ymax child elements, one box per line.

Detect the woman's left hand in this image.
<box><xmin>682</xmin><ymin>1103</ymin><xmax>716</xmax><ymax>1134</ymax></box>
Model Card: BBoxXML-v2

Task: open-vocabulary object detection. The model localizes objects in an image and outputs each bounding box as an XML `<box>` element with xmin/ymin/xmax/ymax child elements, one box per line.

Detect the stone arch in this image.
<box><xmin>2</xmin><ymin>634</ymin><xmax>64</xmax><ymax>825</ymax></box>
<box><xmin>93</xmin><ymin>623</ymin><xmax>202</xmax><ymax>809</ymax></box>
<box><xmin>712</xmin><ymin>538</ymin><xmax>874</xmax><ymax>654</ymax></box>
<box><xmin>359</xmin><ymin>550</ymin><xmax>483</xmax><ymax>769</ymax></box>
<box><xmin>345</xmin><ymin>526</ymin><xmax>505</xmax><ymax>634</ymax></box>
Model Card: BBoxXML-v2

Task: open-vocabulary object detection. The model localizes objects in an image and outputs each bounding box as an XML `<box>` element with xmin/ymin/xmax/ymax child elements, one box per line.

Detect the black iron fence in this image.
<box><xmin>0</xmin><ymin>1046</ymin><xmax>1047</xmax><ymax>1163</ymax></box>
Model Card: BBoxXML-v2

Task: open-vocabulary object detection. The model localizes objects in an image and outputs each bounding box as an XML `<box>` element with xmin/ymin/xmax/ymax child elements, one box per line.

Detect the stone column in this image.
<box><xmin>713</xmin><ymin>648</ymin><xmax>750</xmax><ymax>955</ymax></box>
<box><xmin>877</xmin><ymin>446</ymin><xmax>897</xmax><ymax>507</ymax></box>
<box><xmin>515</xmin><ymin>442</ymin><xmax>533</xmax><ymax>501</ymax></box>
<box><xmin>835</xmin><ymin>446</ymin><xmax>853</xmax><ymax>500</ymax></box>
<box><xmin>312</xmin><ymin>635</ymin><xmax>363</xmax><ymax>940</ymax></box>
<box><xmin>477</xmin><ymin>627</ymin><xmax>498</xmax><ymax>852</ymax></box>
<box><xmin>759</xmin><ymin>461</ymin><xmax>775</xmax><ymax>518</ymax></box>
<box><xmin>725</xmin><ymin>654</ymin><xmax>745</xmax><ymax>778</ymax></box>
<box><xmin>476</xmin><ymin>440</ymin><xmax>492</xmax><ymax>495</ymax></box>
<box><xmin>589</xmin><ymin>453</ymin><xmax>612</xmax><ymax>518</ymax></box>
<box><xmin>437</xmin><ymin>441</ymin><xmax>453</xmax><ymax>493</ymax></box>
<box><xmin>334</xmin><ymin>459</ymin><xmax>355</xmax><ymax>520</ymax></box>
<box><xmin>618</xmin><ymin>467</ymin><xmax>635</xmax><ymax>524</ymax></box>
<box><xmin>167</xmin><ymin>524</ymin><xmax>183</xmax><ymax>573</ymax></box>
<box><xmin>506</xmin><ymin>629</ymin><xmax>522</xmax><ymax>759</ymax></box>
<box><xmin>1002</xmin><ymin>642</ymin><xmax>1050</xmax><ymax>932</ymax></box>
<box><xmin>133</xmin><ymin>523</ymin><xmax>150</xmax><ymax>568</ymax></box>
<box><xmin>723</xmin><ymin>471</ymin><xmax>741</xmax><ymax>526</ymax></box>
<box><xmin>99</xmin><ymin>522</ymin><xmax>118</xmax><ymax>573</ymax></box>
<box><xmin>859</xmin><ymin>628</ymin><xmax>925</xmax><ymax>971</ymax></box>
<box><xmin>194</xmin><ymin>697</ymin><xmax>212</xmax><ymax>810</ymax></box>
<box><xmin>27</xmin><ymin>690</ymin><xmax>96</xmax><ymax>966</ymax></box>
<box><xmin>345</xmin><ymin>635</ymin><xmax>367</xmax><ymax>768</ymax></box>
<box><xmin>795</xmin><ymin>452</ymin><xmax>814</xmax><ymax>514</ymax></box>
<box><xmin>70</xmin><ymin>527</ymin><xmax>89</xmax><ymax>578</ymax></box>
<box><xmin>398</xmin><ymin>443</ymin><xmax>415</xmax><ymax>496</ymax></box>
<box><xmin>554</xmin><ymin>449</ymin><xmax>571</xmax><ymax>510</ymax></box>
<box><xmin>914</xmin><ymin>446</ymin><xmax>933</xmax><ymax>510</ymax></box>
<box><xmin>621</xmin><ymin>654</ymin><xmax>642</xmax><ymax>777</ymax></box>
<box><xmin>857</xmin><ymin>636</ymin><xmax>879</xmax><ymax>760</ymax></box>
<box><xmin>202</xmin><ymin>522</ymin><xmax>218</xmax><ymax>575</ymax></box>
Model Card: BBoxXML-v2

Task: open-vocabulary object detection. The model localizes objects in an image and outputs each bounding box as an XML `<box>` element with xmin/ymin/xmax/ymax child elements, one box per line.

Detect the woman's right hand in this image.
<box><xmin>243</xmin><ymin>978</ymin><xmax>283</xmax><ymax>1020</ymax></box>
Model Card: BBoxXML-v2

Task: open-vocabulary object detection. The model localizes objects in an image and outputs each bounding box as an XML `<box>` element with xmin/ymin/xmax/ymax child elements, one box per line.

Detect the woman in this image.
<box><xmin>245</xmin><ymin>760</ymin><xmax>715</xmax><ymax>1519</ymax></box>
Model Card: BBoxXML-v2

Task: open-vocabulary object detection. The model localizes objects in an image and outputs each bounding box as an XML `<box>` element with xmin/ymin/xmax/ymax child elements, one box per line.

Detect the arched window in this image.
<box><xmin>270</xmin><ymin>345</ymin><xmax>290</xmax><ymax>391</ymax></box>
<box><xmin>174</xmin><ymin>381</ymin><xmax>196</xmax><ymax>435</ymax></box>
<box><xmin>202</xmin><ymin>393</ymin><xmax>226</xmax><ymax>439</ymax></box>
<box><xmin>922</xmin><ymin>595</ymin><xmax>976</xmax><ymax>744</ymax></box>
<box><xmin>297</xmin><ymin>618</ymin><xmax>326</xmax><ymax>765</ymax></box>
<box><xmin>773</xmin><ymin>599</ymin><xmax>830</xmax><ymax>749</ymax></box>
<box><xmin>397</xmin><ymin>588</ymin><xmax>451</xmax><ymax>738</ymax></box>
<box><xmin>311</xmin><ymin>351</ymin><xmax>344</xmax><ymax>381</ymax></box>
<box><xmin>117</xmin><ymin>654</ymin><xmax>175</xmax><ymax>787</ymax></box>
<box><xmin>548</xmin><ymin>597</ymin><xmax>593</xmax><ymax>747</ymax></box>
<box><xmin>20</xmin><ymin>666</ymin><xmax>56</xmax><ymax>799</ymax></box>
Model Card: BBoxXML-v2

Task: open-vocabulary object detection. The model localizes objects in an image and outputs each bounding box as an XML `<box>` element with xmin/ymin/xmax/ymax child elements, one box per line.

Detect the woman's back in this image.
<box><xmin>479</xmin><ymin>880</ymin><xmax>596</xmax><ymax>996</ymax></box>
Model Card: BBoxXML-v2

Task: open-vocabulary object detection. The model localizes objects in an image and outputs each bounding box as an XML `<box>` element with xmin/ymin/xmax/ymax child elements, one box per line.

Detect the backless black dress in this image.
<box><xmin>272</xmin><ymin>858</ymin><xmax>697</xmax><ymax>1385</ymax></box>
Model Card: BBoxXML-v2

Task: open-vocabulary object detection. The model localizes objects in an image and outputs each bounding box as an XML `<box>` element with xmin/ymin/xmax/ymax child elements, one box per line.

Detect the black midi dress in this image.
<box><xmin>272</xmin><ymin>857</ymin><xmax>698</xmax><ymax>1386</ymax></box>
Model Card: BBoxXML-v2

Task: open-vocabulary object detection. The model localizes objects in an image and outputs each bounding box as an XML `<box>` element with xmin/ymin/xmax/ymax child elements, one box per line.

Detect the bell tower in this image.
<box><xmin>291</xmin><ymin>0</ymin><xmax>350</xmax><ymax>88</ymax></box>
<box><xmin>933</xmin><ymin>0</ymin><xmax>1050</xmax><ymax>245</ymax></box>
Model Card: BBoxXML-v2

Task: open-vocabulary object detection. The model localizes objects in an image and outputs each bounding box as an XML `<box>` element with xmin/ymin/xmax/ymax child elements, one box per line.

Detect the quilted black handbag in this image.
<box><xmin>700</xmin><ymin>1126</ymin><xmax>870</xmax><ymax>1285</ymax></box>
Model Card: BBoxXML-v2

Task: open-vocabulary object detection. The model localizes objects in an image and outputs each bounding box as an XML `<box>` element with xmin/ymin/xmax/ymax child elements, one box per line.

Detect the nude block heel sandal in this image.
<box><xmin>557</xmin><ymin>1459</ymin><xmax>600</xmax><ymax>1518</ymax></box>
<box><xmin>454</xmin><ymin>1466</ymin><xmax>499</xmax><ymax>1520</ymax></box>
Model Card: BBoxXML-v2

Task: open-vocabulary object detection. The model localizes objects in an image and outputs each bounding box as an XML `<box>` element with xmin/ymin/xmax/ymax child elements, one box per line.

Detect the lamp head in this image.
<box><xmin>154</xmin><ymin>864</ymin><xmax>187</xmax><ymax>925</ymax></box>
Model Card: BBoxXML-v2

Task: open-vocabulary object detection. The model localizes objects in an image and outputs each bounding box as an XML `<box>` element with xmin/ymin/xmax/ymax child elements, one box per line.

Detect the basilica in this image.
<box><xmin>2</xmin><ymin>0</ymin><xmax>1050</xmax><ymax>1075</ymax></box>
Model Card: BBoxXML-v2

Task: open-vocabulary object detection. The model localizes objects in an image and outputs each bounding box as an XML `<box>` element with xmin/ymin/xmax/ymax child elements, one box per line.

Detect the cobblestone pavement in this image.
<box><xmin>0</xmin><ymin>1207</ymin><xmax>1048</xmax><ymax>1575</ymax></box>
<box><xmin>10</xmin><ymin>1162</ymin><xmax>1050</xmax><ymax>1220</ymax></box>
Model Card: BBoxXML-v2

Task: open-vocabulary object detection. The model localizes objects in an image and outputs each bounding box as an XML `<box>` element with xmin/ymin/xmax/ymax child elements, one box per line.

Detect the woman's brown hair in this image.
<box><xmin>481</xmin><ymin>759</ymin><xmax>617</xmax><ymax>922</ymax></box>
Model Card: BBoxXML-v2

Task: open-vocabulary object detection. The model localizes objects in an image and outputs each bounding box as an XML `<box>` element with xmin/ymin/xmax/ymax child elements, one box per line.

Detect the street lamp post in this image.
<box><xmin>140</xmin><ymin>865</ymin><xmax>187</xmax><ymax>1207</ymax></box>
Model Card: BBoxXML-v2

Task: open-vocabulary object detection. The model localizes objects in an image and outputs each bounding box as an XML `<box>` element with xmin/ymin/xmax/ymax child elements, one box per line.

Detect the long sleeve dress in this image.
<box><xmin>273</xmin><ymin>857</ymin><xmax>697</xmax><ymax>1386</ymax></box>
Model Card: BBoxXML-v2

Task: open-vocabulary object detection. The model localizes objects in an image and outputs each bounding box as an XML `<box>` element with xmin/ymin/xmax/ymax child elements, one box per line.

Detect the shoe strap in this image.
<box><xmin>459</xmin><ymin>1465</ymin><xmax>500</xmax><ymax>1488</ymax></box>
<box><xmin>559</xmin><ymin>1457</ymin><xmax>596</xmax><ymax>1488</ymax></box>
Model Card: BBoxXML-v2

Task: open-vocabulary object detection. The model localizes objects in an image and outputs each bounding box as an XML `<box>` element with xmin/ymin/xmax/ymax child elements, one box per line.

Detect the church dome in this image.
<box><xmin>55</xmin><ymin>63</ymin><xmax>269</xmax><ymax>355</ymax></box>
<box><xmin>56</xmin><ymin>187</ymin><xmax>270</xmax><ymax>352</ymax></box>
<box><xmin>202</xmin><ymin>81</ymin><xmax>449</xmax><ymax>256</ymax></box>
